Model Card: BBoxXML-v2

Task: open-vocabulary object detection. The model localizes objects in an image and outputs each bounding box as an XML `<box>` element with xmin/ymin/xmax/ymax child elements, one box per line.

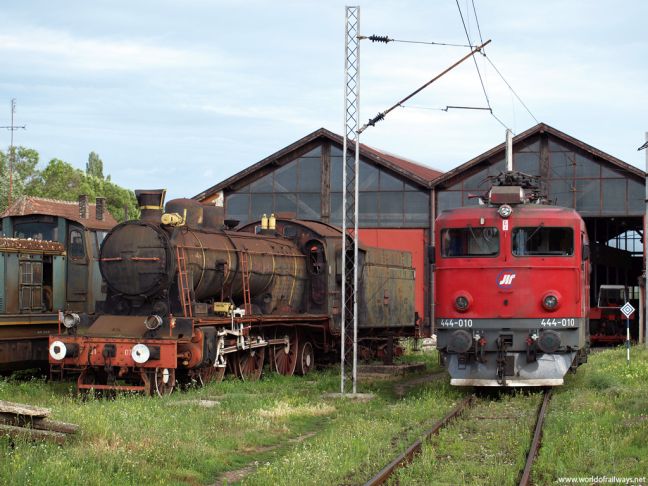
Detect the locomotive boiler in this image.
<box><xmin>434</xmin><ymin>173</ymin><xmax>590</xmax><ymax>386</ymax></box>
<box><xmin>49</xmin><ymin>190</ymin><xmax>417</xmax><ymax>395</ymax></box>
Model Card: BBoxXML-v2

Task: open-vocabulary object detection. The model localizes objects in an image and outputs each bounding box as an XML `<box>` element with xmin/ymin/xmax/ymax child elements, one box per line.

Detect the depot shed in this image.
<box><xmin>194</xmin><ymin>128</ymin><xmax>443</xmax><ymax>327</ymax></box>
<box><xmin>432</xmin><ymin>123</ymin><xmax>646</xmax><ymax>335</ymax></box>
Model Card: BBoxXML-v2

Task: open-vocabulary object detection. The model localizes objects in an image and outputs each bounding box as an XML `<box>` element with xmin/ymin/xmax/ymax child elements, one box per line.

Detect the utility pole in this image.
<box><xmin>341</xmin><ymin>6</ymin><xmax>360</xmax><ymax>395</ymax></box>
<box><xmin>643</xmin><ymin>132</ymin><xmax>648</xmax><ymax>346</ymax></box>
<box><xmin>1</xmin><ymin>99</ymin><xmax>27</xmax><ymax>207</ymax></box>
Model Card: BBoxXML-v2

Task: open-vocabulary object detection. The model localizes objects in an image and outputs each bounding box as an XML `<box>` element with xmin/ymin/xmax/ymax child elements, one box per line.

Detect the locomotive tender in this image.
<box><xmin>49</xmin><ymin>190</ymin><xmax>416</xmax><ymax>395</ymax></box>
<box><xmin>435</xmin><ymin>173</ymin><xmax>590</xmax><ymax>386</ymax></box>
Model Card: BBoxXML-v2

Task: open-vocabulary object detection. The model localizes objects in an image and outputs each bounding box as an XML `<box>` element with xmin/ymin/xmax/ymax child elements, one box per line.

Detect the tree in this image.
<box><xmin>27</xmin><ymin>158</ymin><xmax>139</xmax><ymax>222</ymax></box>
<box><xmin>86</xmin><ymin>151</ymin><xmax>104</xmax><ymax>179</ymax></box>
<box><xmin>0</xmin><ymin>146</ymin><xmax>40</xmax><ymax>212</ymax></box>
<box><xmin>0</xmin><ymin>146</ymin><xmax>139</xmax><ymax>222</ymax></box>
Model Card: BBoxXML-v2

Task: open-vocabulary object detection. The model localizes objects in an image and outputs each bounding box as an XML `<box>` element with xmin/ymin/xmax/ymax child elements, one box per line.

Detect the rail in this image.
<box><xmin>519</xmin><ymin>388</ymin><xmax>553</xmax><ymax>486</ymax></box>
<box><xmin>365</xmin><ymin>388</ymin><xmax>553</xmax><ymax>485</ymax></box>
<box><xmin>364</xmin><ymin>394</ymin><xmax>475</xmax><ymax>486</ymax></box>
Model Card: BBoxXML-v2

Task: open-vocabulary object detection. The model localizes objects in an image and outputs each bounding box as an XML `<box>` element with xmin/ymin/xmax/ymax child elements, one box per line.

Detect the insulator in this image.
<box><xmin>368</xmin><ymin>35</ymin><xmax>391</xmax><ymax>44</ymax></box>
<box><xmin>368</xmin><ymin>112</ymin><xmax>385</xmax><ymax>127</ymax></box>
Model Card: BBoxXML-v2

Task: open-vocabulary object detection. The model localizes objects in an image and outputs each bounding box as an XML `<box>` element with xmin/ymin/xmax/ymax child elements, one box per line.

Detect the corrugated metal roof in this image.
<box><xmin>358</xmin><ymin>142</ymin><xmax>442</xmax><ymax>182</ymax></box>
<box><xmin>1</xmin><ymin>196</ymin><xmax>118</xmax><ymax>230</ymax></box>
<box><xmin>433</xmin><ymin>122</ymin><xmax>646</xmax><ymax>187</ymax></box>
<box><xmin>194</xmin><ymin>127</ymin><xmax>443</xmax><ymax>202</ymax></box>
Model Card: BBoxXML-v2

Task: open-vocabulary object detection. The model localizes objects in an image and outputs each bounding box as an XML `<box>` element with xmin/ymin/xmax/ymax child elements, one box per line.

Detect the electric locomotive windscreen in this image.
<box><xmin>512</xmin><ymin>227</ymin><xmax>573</xmax><ymax>256</ymax></box>
<box><xmin>441</xmin><ymin>227</ymin><xmax>499</xmax><ymax>257</ymax></box>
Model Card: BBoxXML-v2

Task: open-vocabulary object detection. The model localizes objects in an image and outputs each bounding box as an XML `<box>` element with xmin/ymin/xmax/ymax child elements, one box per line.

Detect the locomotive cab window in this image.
<box><xmin>512</xmin><ymin>227</ymin><xmax>574</xmax><ymax>256</ymax></box>
<box><xmin>68</xmin><ymin>229</ymin><xmax>85</xmax><ymax>258</ymax></box>
<box><xmin>441</xmin><ymin>227</ymin><xmax>499</xmax><ymax>257</ymax></box>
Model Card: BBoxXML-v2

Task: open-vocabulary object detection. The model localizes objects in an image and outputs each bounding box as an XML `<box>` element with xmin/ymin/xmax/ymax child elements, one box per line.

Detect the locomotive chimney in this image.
<box><xmin>135</xmin><ymin>189</ymin><xmax>167</xmax><ymax>223</ymax></box>
<box><xmin>79</xmin><ymin>195</ymin><xmax>89</xmax><ymax>219</ymax></box>
<box><xmin>95</xmin><ymin>197</ymin><xmax>106</xmax><ymax>221</ymax></box>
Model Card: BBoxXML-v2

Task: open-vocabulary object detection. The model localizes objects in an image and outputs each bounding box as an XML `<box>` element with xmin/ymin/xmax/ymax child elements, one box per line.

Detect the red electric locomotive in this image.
<box><xmin>435</xmin><ymin>173</ymin><xmax>590</xmax><ymax>386</ymax></box>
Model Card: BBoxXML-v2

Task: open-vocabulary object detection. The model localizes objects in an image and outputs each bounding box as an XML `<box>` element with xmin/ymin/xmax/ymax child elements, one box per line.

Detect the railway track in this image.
<box><xmin>365</xmin><ymin>389</ymin><xmax>553</xmax><ymax>486</ymax></box>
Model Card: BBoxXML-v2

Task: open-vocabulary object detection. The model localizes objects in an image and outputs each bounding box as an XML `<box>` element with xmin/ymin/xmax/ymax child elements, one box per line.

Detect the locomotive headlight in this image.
<box><xmin>453</xmin><ymin>292</ymin><xmax>472</xmax><ymax>312</ymax></box>
<box><xmin>49</xmin><ymin>340</ymin><xmax>67</xmax><ymax>361</ymax></box>
<box><xmin>498</xmin><ymin>204</ymin><xmax>513</xmax><ymax>218</ymax></box>
<box><xmin>541</xmin><ymin>292</ymin><xmax>561</xmax><ymax>311</ymax></box>
<box><xmin>131</xmin><ymin>343</ymin><xmax>151</xmax><ymax>364</ymax></box>
<box><xmin>144</xmin><ymin>315</ymin><xmax>163</xmax><ymax>330</ymax></box>
<box><xmin>455</xmin><ymin>296</ymin><xmax>469</xmax><ymax>312</ymax></box>
<box><xmin>63</xmin><ymin>312</ymin><xmax>80</xmax><ymax>329</ymax></box>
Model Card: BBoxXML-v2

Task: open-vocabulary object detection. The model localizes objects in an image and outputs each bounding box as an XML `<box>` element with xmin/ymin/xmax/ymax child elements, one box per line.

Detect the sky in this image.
<box><xmin>1</xmin><ymin>0</ymin><xmax>647</xmax><ymax>201</ymax></box>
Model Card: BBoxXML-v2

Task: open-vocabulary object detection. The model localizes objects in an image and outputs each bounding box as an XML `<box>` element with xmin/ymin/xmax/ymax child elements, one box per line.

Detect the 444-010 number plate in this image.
<box><xmin>437</xmin><ymin>318</ymin><xmax>581</xmax><ymax>330</ymax></box>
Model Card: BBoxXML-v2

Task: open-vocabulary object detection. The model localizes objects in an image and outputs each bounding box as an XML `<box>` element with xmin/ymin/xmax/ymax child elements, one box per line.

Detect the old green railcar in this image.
<box><xmin>0</xmin><ymin>196</ymin><xmax>116</xmax><ymax>370</ymax></box>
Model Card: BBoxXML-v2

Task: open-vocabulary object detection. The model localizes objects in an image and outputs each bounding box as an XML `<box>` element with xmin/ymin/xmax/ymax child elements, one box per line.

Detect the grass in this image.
<box><xmin>391</xmin><ymin>390</ymin><xmax>542</xmax><ymax>485</ymax></box>
<box><xmin>0</xmin><ymin>349</ymin><xmax>447</xmax><ymax>486</ymax></box>
<box><xmin>533</xmin><ymin>346</ymin><xmax>648</xmax><ymax>484</ymax></box>
<box><xmin>1</xmin><ymin>346</ymin><xmax>646</xmax><ymax>485</ymax></box>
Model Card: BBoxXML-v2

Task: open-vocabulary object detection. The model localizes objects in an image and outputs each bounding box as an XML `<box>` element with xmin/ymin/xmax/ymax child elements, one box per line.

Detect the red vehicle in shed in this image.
<box><xmin>435</xmin><ymin>173</ymin><xmax>590</xmax><ymax>386</ymax></box>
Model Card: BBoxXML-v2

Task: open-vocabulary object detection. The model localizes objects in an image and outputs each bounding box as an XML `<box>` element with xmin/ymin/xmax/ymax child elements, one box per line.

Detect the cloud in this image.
<box><xmin>0</xmin><ymin>27</ymin><xmax>218</xmax><ymax>73</ymax></box>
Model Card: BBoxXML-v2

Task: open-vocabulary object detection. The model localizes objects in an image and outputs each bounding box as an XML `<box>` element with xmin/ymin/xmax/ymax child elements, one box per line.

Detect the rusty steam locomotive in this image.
<box><xmin>49</xmin><ymin>190</ymin><xmax>417</xmax><ymax>395</ymax></box>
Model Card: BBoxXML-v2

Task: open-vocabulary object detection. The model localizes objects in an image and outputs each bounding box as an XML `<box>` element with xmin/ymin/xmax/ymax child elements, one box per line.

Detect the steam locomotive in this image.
<box><xmin>434</xmin><ymin>173</ymin><xmax>590</xmax><ymax>386</ymax></box>
<box><xmin>49</xmin><ymin>190</ymin><xmax>416</xmax><ymax>395</ymax></box>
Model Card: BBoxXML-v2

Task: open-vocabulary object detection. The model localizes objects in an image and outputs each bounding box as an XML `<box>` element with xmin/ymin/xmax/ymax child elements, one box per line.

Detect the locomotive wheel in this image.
<box><xmin>151</xmin><ymin>367</ymin><xmax>176</xmax><ymax>396</ymax></box>
<box><xmin>273</xmin><ymin>330</ymin><xmax>298</xmax><ymax>376</ymax></box>
<box><xmin>296</xmin><ymin>340</ymin><xmax>315</xmax><ymax>376</ymax></box>
<box><xmin>233</xmin><ymin>347</ymin><xmax>265</xmax><ymax>381</ymax></box>
<box><xmin>197</xmin><ymin>364</ymin><xmax>226</xmax><ymax>386</ymax></box>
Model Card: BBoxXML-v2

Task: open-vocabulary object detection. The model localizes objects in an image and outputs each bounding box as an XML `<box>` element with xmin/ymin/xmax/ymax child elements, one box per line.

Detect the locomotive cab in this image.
<box><xmin>435</xmin><ymin>175</ymin><xmax>590</xmax><ymax>386</ymax></box>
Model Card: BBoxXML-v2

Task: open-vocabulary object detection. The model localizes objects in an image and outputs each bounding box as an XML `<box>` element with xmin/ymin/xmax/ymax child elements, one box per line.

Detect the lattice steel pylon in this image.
<box><xmin>341</xmin><ymin>6</ymin><xmax>360</xmax><ymax>394</ymax></box>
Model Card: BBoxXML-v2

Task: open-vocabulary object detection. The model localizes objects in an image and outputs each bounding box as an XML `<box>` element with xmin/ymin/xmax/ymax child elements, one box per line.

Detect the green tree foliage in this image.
<box><xmin>0</xmin><ymin>147</ymin><xmax>40</xmax><ymax>210</ymax></box>
<box><xmin>86</xmin><ymin>151</ymin><xmax>104</xmax><ymax>179</ymax></box>
<box><xmin>1</xmin><ymin>148</ymin><xmax>139</xmax><ymax>222</ymax></box>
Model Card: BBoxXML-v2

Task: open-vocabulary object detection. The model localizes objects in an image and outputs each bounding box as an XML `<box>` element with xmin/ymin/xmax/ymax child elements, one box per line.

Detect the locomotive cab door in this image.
<box><xmin>66</xmin><ymin>225</ymin><xmax>89</xmax><ymax>311</ymax></box>
<box><xmin>306</xmin><ymin>240</ymin><xmax>327</xmax><ymax>312</ymax></box>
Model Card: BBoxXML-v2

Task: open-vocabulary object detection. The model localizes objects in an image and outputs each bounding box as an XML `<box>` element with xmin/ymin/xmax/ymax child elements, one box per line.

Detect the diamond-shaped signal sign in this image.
<box><xmin>620</xmin><ymin>302</ymin><xmax>635</xmax><ymax>318</ymax></box>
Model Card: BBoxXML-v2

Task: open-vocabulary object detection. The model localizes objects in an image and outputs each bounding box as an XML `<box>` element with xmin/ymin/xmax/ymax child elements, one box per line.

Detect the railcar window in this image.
<box><xmin>512</xmin><ymin>227</ymin><xmax>573</xmax><ymax>256</ymax></box>
<box><xmin>14</xmin><ymin>222</ymin><xmax>57</xmax><ymax>241</ymax></box>
<box><xmin>441</xmin><ymin>227</ymin><xmax>499</xmax><ymax>257</ymax></box>
<box><xmin>69</xmin><ymin>230</ymin><xmax>85</xmax><ymax>258</ymax></box>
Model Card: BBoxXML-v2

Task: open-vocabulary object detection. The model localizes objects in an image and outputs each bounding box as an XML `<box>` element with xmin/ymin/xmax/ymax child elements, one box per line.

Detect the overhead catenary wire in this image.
<box><xmin>356</xmin><ymin>2</ymin><xmax>538</xmax><ymax>135</ymax></box>
<box><xmin>357</xmin><ymin>39</ymin><xmax>491</xmax><ymax>134</ymax></box>
<box><xmin>483</xmin><ymin>55</ymin><xmax>539</xmax><ymax>125</ymax></box>
<box><xmin>457</xmin><ymin>0</ymin><xmax>539</xmax><ymax>128</ymax></box>
<box><xmin>358</xmin><ymin>34</ymin><xmax>471</xmax><ymax>48</ymax></box>
<box><xmin>402</xmin><ymin>105</ymin><xmax>492</xmax><ymax>112</ymax></box>
<box><xmin>454</xmin><ymin>0</ymin><xmax>494</xmax><ymax>118</ymax></box>
<box><xmin>471</xmin><ymin>0</ymin><xmax>485</xmax><ymax>45</ymax></box>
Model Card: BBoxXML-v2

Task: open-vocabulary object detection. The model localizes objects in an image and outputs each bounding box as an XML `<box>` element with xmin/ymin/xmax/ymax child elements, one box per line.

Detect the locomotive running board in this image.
<box><xmin>451</xmin><ymin>378</ymin><xmax>563</xmax><ymax>387</ymax></box>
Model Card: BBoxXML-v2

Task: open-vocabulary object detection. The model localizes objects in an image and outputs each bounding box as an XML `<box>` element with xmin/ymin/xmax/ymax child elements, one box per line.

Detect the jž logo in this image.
<box><xmin>497</xmin><ymin>271</ymin><xmax>516</xmax><ymax>288</ymax></box>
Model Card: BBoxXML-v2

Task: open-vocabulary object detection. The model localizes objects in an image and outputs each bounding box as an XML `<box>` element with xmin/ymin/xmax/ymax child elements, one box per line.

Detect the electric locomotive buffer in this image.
<box><xmin>435</xmin><ymin>173</ymin><xmax>590</xmax><ymax>386</ymax></box>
